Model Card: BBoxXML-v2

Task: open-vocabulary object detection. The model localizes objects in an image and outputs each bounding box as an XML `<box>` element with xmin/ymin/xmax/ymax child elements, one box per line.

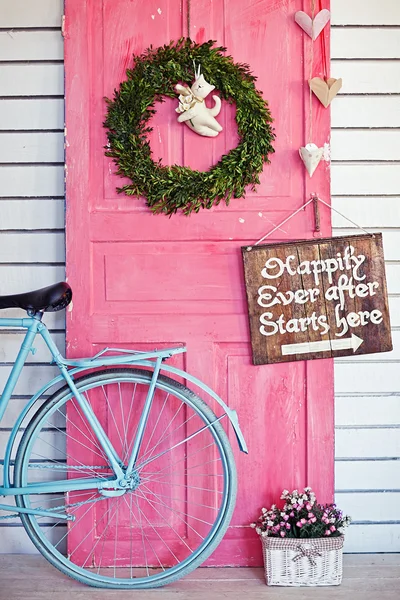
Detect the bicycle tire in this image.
<box><xmin>14</xmin><ymin>368</ymin><xmax>237</xmax><ymax>589</ymax></box>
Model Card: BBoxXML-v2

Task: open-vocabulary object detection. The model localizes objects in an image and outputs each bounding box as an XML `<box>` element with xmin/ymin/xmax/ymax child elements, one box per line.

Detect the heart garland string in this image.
<box><xmin>297</xmin><ymin>0</ymin><xmax>324</xmax><ymax>177</ymax></box>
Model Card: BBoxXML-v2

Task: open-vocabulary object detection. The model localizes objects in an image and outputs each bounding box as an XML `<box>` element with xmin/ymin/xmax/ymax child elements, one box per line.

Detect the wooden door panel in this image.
<box><xmin>65</xmin><ymin>0</ymin><xmax>333</xmax><ymax>567</ymax></box>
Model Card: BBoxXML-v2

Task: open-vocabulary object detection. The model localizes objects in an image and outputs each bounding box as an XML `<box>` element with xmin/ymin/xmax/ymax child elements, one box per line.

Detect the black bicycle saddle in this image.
<box><xmin>0</xmin><ymin>282</ymin><xmax>72</xmax><ymax>313</ymax></box>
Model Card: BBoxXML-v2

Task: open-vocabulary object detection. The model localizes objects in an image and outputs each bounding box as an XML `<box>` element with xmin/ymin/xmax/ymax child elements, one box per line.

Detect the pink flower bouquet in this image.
<box><xmin>251</xmin><ymin>487</ymin><xmax>351</xmax><ymax>539</ymax></box>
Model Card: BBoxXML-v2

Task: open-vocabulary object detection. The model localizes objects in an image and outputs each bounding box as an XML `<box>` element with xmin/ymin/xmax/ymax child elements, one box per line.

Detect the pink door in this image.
<box><xmin>65</xmin><ymin>0</ymin><xmax>332</xmax><ymax>566</ymax></box>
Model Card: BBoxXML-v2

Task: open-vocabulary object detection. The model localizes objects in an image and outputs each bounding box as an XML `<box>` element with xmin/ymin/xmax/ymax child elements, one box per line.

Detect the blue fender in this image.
<box><xmin>3</xmin><ymin>360</ymin><xmax>247</xmax><ymax>488</ymax></box>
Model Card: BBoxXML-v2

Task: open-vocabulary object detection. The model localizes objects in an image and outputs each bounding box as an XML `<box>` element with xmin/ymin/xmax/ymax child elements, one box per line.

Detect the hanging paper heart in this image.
<box><xmin>295</xmin><ymin>9</ymin><xmax>331</xmax><ymax>41</ymax></box>
<box><xmin>299</xmin><ymin>143</ymin><xmax>324</xmax><ymax>177</ymax></box>
<box><xmin>309</xmin><ymin>77</ymin><xmax>342</xmax><ymax>107</ymax></box>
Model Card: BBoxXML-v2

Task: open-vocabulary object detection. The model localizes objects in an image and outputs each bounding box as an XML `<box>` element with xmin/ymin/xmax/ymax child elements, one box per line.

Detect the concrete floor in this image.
<box><xmin>0</xmin><ymin>554</ymin><xmax>399</xmax><ymax>600</ymax></box>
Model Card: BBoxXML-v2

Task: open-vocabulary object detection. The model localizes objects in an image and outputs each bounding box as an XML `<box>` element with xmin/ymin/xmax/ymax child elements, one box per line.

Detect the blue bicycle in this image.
<box><xmin>0</xmin><ymin>282</ymin><xmax>247</xmax><ymax>588</ymax></box>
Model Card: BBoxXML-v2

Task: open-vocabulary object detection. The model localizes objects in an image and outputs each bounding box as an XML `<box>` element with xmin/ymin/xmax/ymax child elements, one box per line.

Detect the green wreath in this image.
<box><xmin>104</xmin><ymin>38</ymin><xmax>275</xmax><ymax>216</ymax></box>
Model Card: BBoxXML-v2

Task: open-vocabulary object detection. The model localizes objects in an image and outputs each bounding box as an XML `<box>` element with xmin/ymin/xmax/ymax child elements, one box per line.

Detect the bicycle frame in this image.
<box><xmin>0</xmin><ymin>313</ymin><xmax>247</xmax><ymax>520</ymax></box>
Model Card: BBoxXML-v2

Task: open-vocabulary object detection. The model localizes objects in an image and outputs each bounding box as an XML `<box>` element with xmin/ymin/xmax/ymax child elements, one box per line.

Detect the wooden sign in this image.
<box><xmin>242</xmin><ymin>234</ymin><xmax>392</xmax><ymax>365</ymax></box>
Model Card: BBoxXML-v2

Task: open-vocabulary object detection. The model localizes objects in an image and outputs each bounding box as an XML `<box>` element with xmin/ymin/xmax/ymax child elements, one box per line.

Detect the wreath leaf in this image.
<box><xmin>104</xmin><ymin>38</ymin><xmax>275</xmax><ymax>216</ymax></box>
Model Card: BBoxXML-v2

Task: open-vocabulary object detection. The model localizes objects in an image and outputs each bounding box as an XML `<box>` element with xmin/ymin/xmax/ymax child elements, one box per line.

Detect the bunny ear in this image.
<box><xmin>193</xmin><ymin>60</ymin><xmax>202</xmax><ymax>80</ymax></box>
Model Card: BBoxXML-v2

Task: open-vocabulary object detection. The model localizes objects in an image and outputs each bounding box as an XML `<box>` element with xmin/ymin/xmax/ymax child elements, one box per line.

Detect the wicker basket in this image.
<box><xmin>261</xmin><ymin>535</ymin><xmax>344</xmax><ymax>586</ymax></box>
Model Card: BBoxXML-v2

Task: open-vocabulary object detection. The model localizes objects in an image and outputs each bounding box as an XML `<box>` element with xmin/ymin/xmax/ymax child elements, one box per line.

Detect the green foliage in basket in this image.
<box><xmin>251</xmin><ymin>487</ymin><xmax>352</xmax><ymax>539</ymax></box>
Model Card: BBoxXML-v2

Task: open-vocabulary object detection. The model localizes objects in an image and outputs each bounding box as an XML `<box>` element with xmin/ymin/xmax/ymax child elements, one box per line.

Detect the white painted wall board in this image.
<box><xmin>0</xmin><ymin>365</ymin><xmax>59</xmax><ymax>396</ymax></box>
<box><xmin>343</xmin><ymin>524</ymin><xmax>400</xmax><ymax>553</ymax></box>
<box><xmin>332</xmin><ymin>198</ymin><xmax>400</xmax><ymax>229</ymax></box>
<box><xmin>0</xmin><ymin>527</ymin><xmax>65</xmax><ymax>554</ymax></box>
<box><xmin>331</xmin><ymin>62</ymin><xmax>400</xmax><ymax>94</ymax></box>
<box><xmin>333</xmin><ymin>229</ymin><xmax>400</xmax><ymax>263</ymax></box>
<box><xmin>336</xmin><ymin>395</ymin><xmax>400</xmax><ymax>426</ymax></box>
<box><xmin>332</xmin><ymin>1</ymin><xmax>400</xmax><ymax>26</ymax></box>
<box><xmin>0</xmin><ymin>64</ymin><xmax>64</xmax><ymax>96</ymax></box>
<box><xmin>382</xmin><ymin>263</ymin><xmax>400</xmax><ymax>295</ymax></box>
<box><xmin>335</xmin><ymin>460</ymin><xmax>400</xmax><ymax>491</ymax></box>
<box><xmin>0</xmin><ymin>200</ymin><xmax>64</xmax><ymax>230</ymax></box>
<box><xmin>336</xmin><ymin>492</ymin><xmax>400</xmax><ymax>521</ymax></box>
<box><xmin>331</xmin><ymin>29</ymin><xmax>400</xmax><ymax>59</ymax></box>
<box><xmin>0</xmin><ymin>0</ymin><xmax>66</xmax><ymax>553</ymax></box>
<box><xmin>0</xmin><ymin>232</ymin><xmax>65</xmax><ymax>263</ymax></box>
<box><xmin>0</xmin><ymin>431</ymin><xmax>64</xmax><ymax>462</ymax></box>
<box><xmin>0</xmin><ymin>31</ymin><xmax>63</xmax><ymax>61</ymax></box>
<box><xmin>332</xmin><ymin>96</ymin><xmax>400</xmax><ymax>129</ymax></box>
<box><xmin>0</xmin><ymin>99</ymin><xmax>64</xmax><ymax>131</ymax></box>
<box><xmin>335</xmin><ymin>428</ymin><xmax>400</xmax><ymax>458</ymax></box>
<box><xmin>0</xmin><ymin>332</ymin><xmax>64</xmax><ymax>363</ymax></box>
<box><xmin>1</xmin><ymin>397</ymin><xmax>65</xmax><ymax>430</ymax></box>
<box><xmin>331</xmin><ymin>130</ymin><xmax>400</xmax><ymax>161</ymax></box>
<box><xmin>335</xmin><ymin>364</ymin><xmax>400</xmax><ymax>395</ymax></box>
<box><xmin>0</xmin><ymin>133</ymin><xmax>64</xmax><ymax>163</ymax></box>
<box><xmin>0</xmin><ymin>265</ymin><xmax>65</xmax><ymax>294</ymax></box>
<box><xmin>331</xmin><ymin>165</ymin><xmax>400</xmax><ymax>196</ymax></box>
<box><xmin>388</xmin><ymin>297</ymin><xmax>400</xmax><ymax>327</ymax></box>
<box><xmin>0</xmin><ymin>166</ymin><xmax>64</xmax><ymax>197</ymax></box>
<box><xmin>0</xmin><ymin>0</ymin><xmax>63</xmax><ymax>27</ymax></box>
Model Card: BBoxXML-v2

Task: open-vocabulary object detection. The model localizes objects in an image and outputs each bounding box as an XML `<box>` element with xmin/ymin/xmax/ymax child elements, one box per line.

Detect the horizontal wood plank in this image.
<box><xmin>381</xmin><ymin>263</ymin><xmax>399</xmax><ymax>295</ymax></box>
<box><xmin>0</xmin><ymin>200</ymin><xmax>64</xmax><ymax>230</ymax></box>
<box><xmin>0</xmin><ymin>64</ymin><xmax>64</xmax><ymax>96</ymax></box>
<box><xmin>331</xmin><ymin>130</ymin><xmax>400</xmax><ymax>161</ymax></box>
<box><xmin>0</xmin><ymin>232</ymin><xmax>65</xmax><ymax>263</ymax></box>
<box><xmin>336</xmin><ymin>394</ymin><xmax>400</xmax><ymax>425</ymax></box>
<box><xmin>0</xmin><ymin>0</ymin><xmax>63</xmax><ymax>27</ymax></box>
<box><xmin>335</xmin><ymin>427</ymin><xmax>400</xmax><ymax>457</ymax></box>
<box><xmin>332</xmin><ymin>96</ymin><xmax>400</xmax><ymax>129</ymax></box>
<box><xmin>0</xmin><ymin>527</ymin><xmax>64</xmax><ymax>554</ymax></box>
<box><xmin>344</xmin><ymin>524</ymin><xmax>400</xmax><ymax>553</ymax></box>
<box><xmin>388</xmin><ymin>297</ymin><xmax>400</xmax><ymax>327</ymax></box>
<box><xmin>1</xmin><ymin>395</ymin><xmax>65</xmax><ymax>430</ymax></box>
<box><xmin>0</xmin><ymin>365</ymin><xmax>59</xmax><ymax>396</ymax></box>
<box><xmin>0</xmin><ymin>332</ymin><xmax>64</xmax><ymax>363</ymax></box>
<box><xmin>0</xmin><ymin>133</ymin><xmax>64</xmax><ymax>163</ymax></box>
<box><xmin>0</xmin><ymin>265</ymin><xmax>65</xmax><ymax>295</ymax></box>
<box><xmin>336</xmin><ymin>460</ymin><xmax>400</xmax><ymax>491</ymax></box>
<box><xmin>335</xmin><ymin>363</ymin><xmax>400</xmax><ymax>395</ymax></box>
<box><xmin>331</xmin><ymin>165</ymin><xmax>400</xmax><ymax>196</ymax></box>
<box><xmin>0</xmin><ymin>99</ymin><xmax>64</xmax><ymax>131</ymax></box>
<box><xmin>336</xmin><ymin>491</ymin><xmax>400</xmax><ymax>521</ymax></box>
<box><xmin>332</xmin><ymin>198</ymin><xmax>400</xmax><ymax>229</ymax></box>
<box><xmin>333</xmin><ymin>229</ymin><xmax>400</xmax><ymax>262</ymax></box>
<box><xmin>0</xmin><ymin>31</ymin><xmax>63</xmax><ymax>61</ymax></box>
<box><xmin>0</xmin><ymin>166</ymin><xmax>64</xmax><ymax>197</ymax></box>
<box><xmin>332</xmin><ymin>29</ymin><xmax>400</xmax><ymax>59</ymax></box>
<box><xmin>331</xmin><ymin>1</ymin><xmax>400</xmax><ymax>25</ymax></box>
<box><xmin>331</xmin><ymin>61</ymin><xmax>400</xmax><ymax>94</ymax></box>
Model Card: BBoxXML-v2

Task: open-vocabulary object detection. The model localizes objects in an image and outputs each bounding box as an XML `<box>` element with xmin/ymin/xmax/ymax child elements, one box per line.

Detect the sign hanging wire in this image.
<box><xmin>247</xmin><ymin>195</ymin><xmax>374</xmax><ymax>250</ymax></box>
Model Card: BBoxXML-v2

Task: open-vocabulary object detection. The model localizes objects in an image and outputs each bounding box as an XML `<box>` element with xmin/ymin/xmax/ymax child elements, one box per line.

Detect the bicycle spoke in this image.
<box><xmin>15</xmin><ymin>370</ymin><xmax>235</xmax><ymax>587</ymax></box>
<box><xmin>101</xmin><ymin>385</ymin><xmax>125</xmax><ymax>456</ymax></box>
<box><xmin>135</xmin><ymin>488</ymin><xmax>194</xmax><ymax>552</ymax></box>
<box><xmin>139</xmin><ymin>484</ymin><xmax>208</xmax><ymax>534</ymax></box>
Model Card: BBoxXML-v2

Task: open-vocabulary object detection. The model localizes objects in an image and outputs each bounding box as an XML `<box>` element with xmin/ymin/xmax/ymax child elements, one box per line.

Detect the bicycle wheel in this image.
<box><xmin>14</xmin><ymin>368</ymin><xmax>237</xmax><ymax>589</ymax></box>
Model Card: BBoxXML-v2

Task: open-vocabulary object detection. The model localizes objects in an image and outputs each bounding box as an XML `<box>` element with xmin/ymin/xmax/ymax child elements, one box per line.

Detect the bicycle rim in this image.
<box><xmin>14</xmin><ymin>368</ymin><xmax>237</xmax><ymax>588</ymax></box>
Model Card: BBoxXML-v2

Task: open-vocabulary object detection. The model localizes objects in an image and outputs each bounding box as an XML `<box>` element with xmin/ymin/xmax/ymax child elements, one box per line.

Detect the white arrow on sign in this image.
<box><xmin>281</xmin><ymin>334</ymin><xmax>363</xmax><ymax>356</ymax></box>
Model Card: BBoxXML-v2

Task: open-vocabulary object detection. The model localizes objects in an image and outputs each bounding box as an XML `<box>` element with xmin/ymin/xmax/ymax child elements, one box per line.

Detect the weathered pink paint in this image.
<box><xmin>65</xmin><ymin>0</ymin><xmax>332</xmax><ymax>566</ymax></box>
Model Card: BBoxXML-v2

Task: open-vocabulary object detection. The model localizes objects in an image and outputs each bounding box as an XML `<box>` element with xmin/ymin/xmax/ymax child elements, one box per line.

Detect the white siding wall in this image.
<box><xmin>0</xmin><ymin>0</ymin><xmax>65</xmax><ymax>551</ymax></box>
<box><xmin>0</xmin><ymin>0</ymin><xmax>399</xmax><ymax>555</ymax></box>
<box><xmin>331</xmin><ymin>0</ymin><xmax>400</xmax><ymax>553</ymax></box>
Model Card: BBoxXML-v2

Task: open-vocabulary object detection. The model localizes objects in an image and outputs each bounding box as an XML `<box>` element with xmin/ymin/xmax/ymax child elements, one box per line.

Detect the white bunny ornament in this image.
<box><xmin>175</xmin><ymin>66</ymin><xmax>222</xmax><ymax>137</ymax></box>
